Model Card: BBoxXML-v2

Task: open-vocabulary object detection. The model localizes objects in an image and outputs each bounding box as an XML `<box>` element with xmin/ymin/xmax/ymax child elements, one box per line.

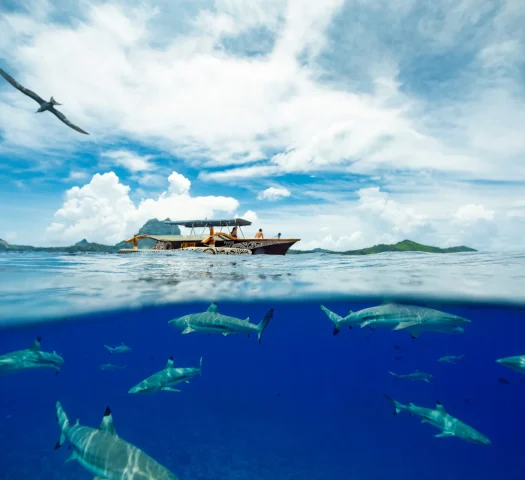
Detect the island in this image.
<box><xmin>287</xmin><ymin>239</ymin><xmax>476</xmax><ymax>255</ymax></box>
<box><xmin>0</xmin><ymin>227</ymin><xmax>476</xmax><ymax>256</ymax></box>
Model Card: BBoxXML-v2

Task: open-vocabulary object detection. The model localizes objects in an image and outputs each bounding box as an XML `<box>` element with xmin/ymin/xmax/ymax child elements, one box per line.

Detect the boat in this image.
<box><xmin>118</xmin><ymin>218</ymin><xmax>300</xmax><ymax>255</ymax></box>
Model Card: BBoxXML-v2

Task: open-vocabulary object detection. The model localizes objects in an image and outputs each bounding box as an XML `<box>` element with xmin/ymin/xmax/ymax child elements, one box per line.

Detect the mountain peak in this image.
<box><xmin>75</xmin><ymin>239</ymin><xmax>89</xmax><ymax>246</ymax></box>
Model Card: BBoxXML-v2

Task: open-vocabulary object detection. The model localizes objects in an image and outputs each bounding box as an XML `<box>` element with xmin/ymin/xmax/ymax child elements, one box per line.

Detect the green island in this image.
<box><xmin>1</xmin><ymin>220</ymin><xmax>475</xmax><ymax>255</ymax></box>
<box><xmin>287</xmin><ymin>239</ymin><xmax>476</xmax><ymax>255</ymax></box>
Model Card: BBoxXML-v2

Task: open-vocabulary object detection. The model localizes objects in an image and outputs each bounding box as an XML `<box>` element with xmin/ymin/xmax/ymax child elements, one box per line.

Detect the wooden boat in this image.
<box><xmin>118</xmin><ymin>219</ymin><xmax>300</xmax><ymax>255</ymax></box>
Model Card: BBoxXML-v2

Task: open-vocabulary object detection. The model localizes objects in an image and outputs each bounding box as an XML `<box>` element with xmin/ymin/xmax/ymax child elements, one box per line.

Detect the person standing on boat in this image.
<box><xmin>231</xmin><ymin>226</ymin><xmax>238</xmax><ymax>238</ymax></box>
<box><xmin>255</xmin><ymin>228</ymin><xmax>264</xmax><ymax>239</ymax></box>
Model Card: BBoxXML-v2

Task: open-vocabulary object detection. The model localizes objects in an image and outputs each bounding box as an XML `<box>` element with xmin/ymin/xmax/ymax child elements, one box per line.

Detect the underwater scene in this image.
<box><xmin>1</xmin><ymin>252</ymin><xmax>525</xmax><ymax>480</ymax></box>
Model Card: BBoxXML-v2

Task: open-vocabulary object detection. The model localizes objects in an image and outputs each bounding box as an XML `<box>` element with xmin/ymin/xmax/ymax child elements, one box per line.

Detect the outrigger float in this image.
<box><xmin>118</xmin><ymin>218</ymin><xmax>300</xmax><ymax>255</ymax></box>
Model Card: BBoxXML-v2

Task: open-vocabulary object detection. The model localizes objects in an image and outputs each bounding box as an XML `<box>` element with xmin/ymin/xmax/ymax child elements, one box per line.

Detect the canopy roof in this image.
<box><xmin>164</xmin><ymin>218</ymin><xmax>252</xmax><ymax>228</ymax></box>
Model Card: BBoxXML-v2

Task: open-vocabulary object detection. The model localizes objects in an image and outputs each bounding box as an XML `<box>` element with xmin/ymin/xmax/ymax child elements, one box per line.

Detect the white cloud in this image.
<box><xmin>454</xmin><ymin>204</ymin><xmax>495</xmax><ymax>224</ymax></box>
<box><xmin>2</xmin><ymin>0</ymin><xmax>523</xmax><ymax>185</ymax></box>
<box><xmin>101</xmin><ymin>149</ymin><xmax>154</xmax><ymax>172</ymax></box>
<box><xmin>46</xmin><ymin>171</ymin><xmax>239</xmax><ymax>245</ymax></box>
<box><xmin>257</xmin><ymin>186</ymin><xmax>291</xmax><ymax>201</ymax></box>
<box><xmin>167</xmin><ymin>171</ymin><xmax>191</xmax><ymax>195</ymax></box>
<box><xmin>239</xmin><ymin>210</ymin><xmax>258</xmax><ymax>223</ymax></box>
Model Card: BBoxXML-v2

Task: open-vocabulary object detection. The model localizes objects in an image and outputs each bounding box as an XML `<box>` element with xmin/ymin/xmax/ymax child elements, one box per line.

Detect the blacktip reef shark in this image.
<box><xmin>169</xmin><ymin>303</ymin><xmax>274</xmax><ymax>344</ymax></box>
<box><xmin>100</xmin><ymin>362</ymin><xmax>127</xmax><ymax>371</ymax></box>
<box><xmin>0</xmin><ymin>337</ymin><xmax>63</xmax><ymax>375</ymax></box>
<box><xmin>55</xmin><ymin>402</ymin><xmax>178</xmax><ymax>479</ymax></box>
<box><xmin>389</xmin><ymin>370</ymin><xmax>433</xmax><ymax>383</ymax></box>
<box><xmin>128</xmin><ymin>356</ymin><xmax>202</xmax><ymax>394</ymax></box>
<box><xmin>496</xmin><ymin>355</ymin><xmax>525</xmax><ymax>374</ymax></box>
<box><xmin>320</xmin><ymin>305</ymin><xmax>364</xmax><ymax>335</ymax></box>
<box><xmin>383</xmin><ymin>394</ymin><xmax>491</xmax><ymax>445</ymax></box>
<box><xmin>438</xmin><ymin>354</ymin><xmax>465</xmax><ymax>364</ymax></box>
<box><xmin>0</xmin><ymin>67</ymin><xmax>89</xmax><ymax>134</ymax></box>
<box><xmin>104</xmin><ymin>343</ymin><xmax>132</xmax><ymax>354</ymax></box>
<box><xmin>356</xmin><ymin>303</ymin><xmax>470</xmax><ymax>338</ymax></box>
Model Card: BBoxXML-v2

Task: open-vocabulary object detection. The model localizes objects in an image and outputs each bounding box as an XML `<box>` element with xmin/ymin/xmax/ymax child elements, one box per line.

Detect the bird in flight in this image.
<box><xmin>0</xmin><ymin>67</ymin><xmax>89</xmax><ymax>135</ymax></box>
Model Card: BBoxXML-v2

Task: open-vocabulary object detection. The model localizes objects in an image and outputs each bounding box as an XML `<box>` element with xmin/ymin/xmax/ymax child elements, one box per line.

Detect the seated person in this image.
<box><xmin>254</xmin><ymin>228</ymin><xmax>264</xmax><ymax>239</ymax></box>
<box><xmin>231</xmin><ymin>226</ymin><xmax>238</xmax><ymax>238</ymax></box>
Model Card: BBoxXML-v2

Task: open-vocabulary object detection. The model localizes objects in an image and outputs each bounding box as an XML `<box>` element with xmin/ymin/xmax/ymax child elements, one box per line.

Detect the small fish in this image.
<box><xmin>100</xmin><ymin>363</ymin><xmax>127</xmax><ymax>371</ymax></box>
<box><xmin>498</xmin><ymin>377</ymin><xmax>510</xmax><ymax>384</ymax></box>
<box><xmin>438</xmin><ymin>354</ymin><xmax>465</xmax><ymax>364</ymax></box>
<box><xmin>395</xmin><ymin>356</ymin><xmax>404</xmax><ymax>361</ymax></box>
<box><xmin>104</xmin><ymin>343</ymin><xmax>132</xmax><ymax>355</ymax></box>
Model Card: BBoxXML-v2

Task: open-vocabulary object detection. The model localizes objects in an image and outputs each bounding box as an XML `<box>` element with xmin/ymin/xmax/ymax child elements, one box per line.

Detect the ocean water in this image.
<box><xmin>1</xmin><ymin>251</ymin><xmax>525</xmax><ymax>479</ymax></box>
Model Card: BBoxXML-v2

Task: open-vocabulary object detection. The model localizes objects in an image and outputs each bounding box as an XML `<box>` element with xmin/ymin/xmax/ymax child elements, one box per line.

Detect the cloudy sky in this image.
<box><xmin>1</xmin><ymin>0</ymin><xmax>524</xmax><ymax>250</ymax></box>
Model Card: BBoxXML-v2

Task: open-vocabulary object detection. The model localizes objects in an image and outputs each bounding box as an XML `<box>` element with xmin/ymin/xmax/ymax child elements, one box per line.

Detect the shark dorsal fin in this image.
<box><xmin>30</xmin><ymin>337</ymin><xmax>42</xmax><ymax>351</ymax></box>
<box><xmin>74</xmin><ymin>417</ymin><xmax>80</xmax><ymax>427</ymax></box>
<box><xmin>244</xmin><ymin>316</ymin><xmax>250</xmax><ymax>322</ymax></box>
<box><xmin>436</xmin><ymin>401</ymin><xmax>446</xmax><ymax>413</ymax></box>
<box><xmin>99</xmin><ymin>406</ymin><xmax>117</xmax><ymax>435</ymax></box>
<box><xmin>166</xmin><ymin>356</ymin><xmax>174</xmax><ymax>368</ymax></box>
<box><xmin>207</xmin><ymin>303</ymin><xmax>218</xmax><ymax>313</ymax></box>
<box><xmin>347</xmin><ymin>309</ymin><xmax>353</xmax><ymax>315</ymax></box>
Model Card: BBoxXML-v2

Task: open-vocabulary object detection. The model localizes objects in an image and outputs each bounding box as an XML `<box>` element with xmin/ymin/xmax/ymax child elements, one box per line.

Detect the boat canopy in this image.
<box><xmin>164</xmin><ymin>218</ymin><xmax>252</xmax><ymax>228</ymax></box>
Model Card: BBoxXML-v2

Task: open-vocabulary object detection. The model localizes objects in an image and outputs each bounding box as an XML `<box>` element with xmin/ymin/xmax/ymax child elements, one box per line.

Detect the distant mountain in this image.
<box><xmin>288</xmin><ymin>239</ymin><xmax>476</xmax><ymax>255</ymax></box>
<box><xmin>0</xmin><ymin>218</ymin><xmax>182</xmax><ymax>253</ymax></box>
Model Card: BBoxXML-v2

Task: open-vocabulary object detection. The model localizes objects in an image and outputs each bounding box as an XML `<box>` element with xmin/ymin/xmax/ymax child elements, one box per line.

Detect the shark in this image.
<box><xmin>496</xmin><ymin>355</ymin><xmax>525</xmax><ymax>374</ymax></box>
<box><xmin>383</xmin><ymin>394</ymin><xmax>491</xmax><ymax>445</ymax></box>
<box><xmin>438</xmin><ymin>354</ymin><xmax>465</xmax><ymax>364</ymax></box>
<box><xmin>104</xmin><ymin>343</ymin><xmax>132</xmax><ymax>354</ymax></box>
<box><xmin>356</xmin><ymin>303</ymin><xmax>470</xmax><ymax>338</ymax></box>
<box><xmin>389</xmin><ymin>370</ymin><xmax>433</xmax><ymax>383</ymax></box>
<box><xmin>0</xmin><ymin>337</ymin><xmax>63</xmax><ymax>375</ymax></box>
<box><xmin>100</xmin><ymin>362</ymin><xmax>127</xmax><ymax>371</ymax></box>
<box><xmin>128</xmin><ymin>357</ymin><xmax>202</xmax><ymax>394</ymax></box>
<box><xmin>55</xmin><ymin>401</ymin><xmax>178</xmax><ymax>479</ymax></box>
<box><xmin>168</xmin><ymin>303</ymin><xmax>274</xmax><ymax>344</ymax></box>
<box><xmin>320</xmin><ymin>305</ymin><xmax>365</xmax><ymax>335</ymax></box>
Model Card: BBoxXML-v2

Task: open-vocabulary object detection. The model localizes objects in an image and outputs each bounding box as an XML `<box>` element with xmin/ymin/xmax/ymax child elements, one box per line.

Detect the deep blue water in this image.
<box><xmin>1</xmin><ymin>300</ymin><xmax>525</xmax><ymax>479</ymax></box>
<box><xmin>1</xmin><ymin>251</ymin><xmax>525</xmax><ymax>479</ymax></box>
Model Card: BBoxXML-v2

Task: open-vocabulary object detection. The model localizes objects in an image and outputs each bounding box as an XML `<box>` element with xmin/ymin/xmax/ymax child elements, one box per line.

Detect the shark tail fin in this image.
<box><xmin>382</xmin><ymin>393</ymin><xmax>405</xmax><ymax>415</ymax></box>
<box><xmin>257</xmin><ymin>308</ymin><xmax>274</xmax><ymax>344</ymax></box>
<box><xmin>320</xmin><ymin>305</ymin><xmax>343</xmax><ymax>335</ymax></box>
<box><xmin>54</xmin><ymin>401</ymin><xmax>70</xmax><ymax>449</ymax></box>
<box><xmin>388</xmin><ymin>371</ymin><xmax>399</xmax><ymax>379</ymax></box>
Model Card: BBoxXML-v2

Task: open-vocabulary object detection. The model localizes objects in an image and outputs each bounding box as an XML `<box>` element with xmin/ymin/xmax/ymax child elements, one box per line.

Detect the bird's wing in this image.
<box><xmin>0</xmin><ymin>68</ymin><xmax>45</xmax><ymax>105</ymax></box>
<box><xmin>49</xmin><ymin>107</ymin><xmax>89</xmax><ymax>135</ymax></box>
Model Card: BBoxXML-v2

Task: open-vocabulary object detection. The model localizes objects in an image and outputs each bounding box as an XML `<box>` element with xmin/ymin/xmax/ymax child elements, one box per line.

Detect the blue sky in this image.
<box><xmin>1</xmin><ymin>0</ymin><xmax>525</xmax><ymax>249</ymax></box>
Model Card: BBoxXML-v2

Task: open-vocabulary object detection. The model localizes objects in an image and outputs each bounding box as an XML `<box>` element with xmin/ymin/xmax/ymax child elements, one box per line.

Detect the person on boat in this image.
<box><xmin>255</xmin><ymin>228</ymin><xmax>264</xmax><ymax>239</ymax></box>
<box><xmin>277</xmin><ymin>233</ymin><xmax>281</xmax><ymax>239</ymax></box>
<box><xmin>231</xmin><ymin>226</ymin><xmax>238</xmax><ymax>238</ymax></box>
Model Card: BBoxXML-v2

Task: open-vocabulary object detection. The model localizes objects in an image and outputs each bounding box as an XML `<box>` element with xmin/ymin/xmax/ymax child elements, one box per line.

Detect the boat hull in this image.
<box><xmin>152</xmin><ymin>238</ymin><xmax>299</xmax><ymax>255</ymax></box>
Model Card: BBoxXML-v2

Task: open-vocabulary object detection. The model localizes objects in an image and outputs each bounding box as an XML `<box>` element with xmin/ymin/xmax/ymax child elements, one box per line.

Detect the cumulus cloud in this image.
<box><xmin>101</xmin><ymin>150</ymin><xmax>154</xmax><ymax>172</ymax></box>
<box><xmin>454</xmin><ymin>204</ymin><xmax>495</xmax><ymax>224</ymax></box>
<box><xmin>46</xmin><ymin>171</ymin><xmax>240</xmax><ymax>245</ymax></box>
<box><xmin>257</xmin><ymin>186</ymin><xmax>291</xmax><ymax>201</ymax></box>
<box><xmin>239</xmin><ymin>210</ymin><xmax>258</xmax><ymax>223</ymax></box>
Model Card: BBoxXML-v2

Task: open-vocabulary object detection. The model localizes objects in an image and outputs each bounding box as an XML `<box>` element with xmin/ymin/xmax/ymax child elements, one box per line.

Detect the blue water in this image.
<box><xmin>1</xmin><ymin>252</ymin><xmax>525</xmax><ymax>479</ymax></box>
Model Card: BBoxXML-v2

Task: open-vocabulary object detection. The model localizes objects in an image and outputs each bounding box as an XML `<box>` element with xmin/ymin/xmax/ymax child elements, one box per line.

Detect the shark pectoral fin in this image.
<box><xmin>222</xmin><ymin>332</ymin><xmax>230</xmax><ymax>336</ymax></box>
<box><xmin>435</xmin><ymin>431</ymin><xmax>454</xmax><ymax>439</ymax></box>
<box><xmin>65</xmin><ymin>451</ymin><xmax>77</xmax><ymax>463</ymax></box>
<box><xmin>99</xmin><ymin>406</ymin><xmax>117</xmax><ymax>435</ymax></box>
<box><xmin>182</xmin><ymin>327</ymin><xmax>196</xmax><ymax>334</ymax></box>
<box><xmin>161</xmin><ymin>387</ymin><xmax>181</xmax><ymax>392</ymax></box>
<box><xmin>185</xmin><ymin>381</ymin><xmax>190</xmax><ymax>383</ymax></box>
<box><xmin>392</xmin><ymin>321</ymin><xmax>418</xmax><ymax>331</ymax></box>
<box><xmin>420</xmin><ymin>418</ymin><xmax>429</xmax><ymax>423</ymax></box>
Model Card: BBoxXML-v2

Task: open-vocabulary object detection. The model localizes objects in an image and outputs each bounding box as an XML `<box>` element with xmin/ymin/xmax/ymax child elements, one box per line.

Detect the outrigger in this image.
<box><xmin>118</xmin><ymin>218</ymin><xmax>300</xmax><ymax>255</ymax></box>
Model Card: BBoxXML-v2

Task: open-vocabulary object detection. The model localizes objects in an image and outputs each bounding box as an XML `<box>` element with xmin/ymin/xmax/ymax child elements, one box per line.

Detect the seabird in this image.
<box><xmin>0</xmin><ymin>67</ymin><xmax>89</xmax><ymax>135</ymax></box>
